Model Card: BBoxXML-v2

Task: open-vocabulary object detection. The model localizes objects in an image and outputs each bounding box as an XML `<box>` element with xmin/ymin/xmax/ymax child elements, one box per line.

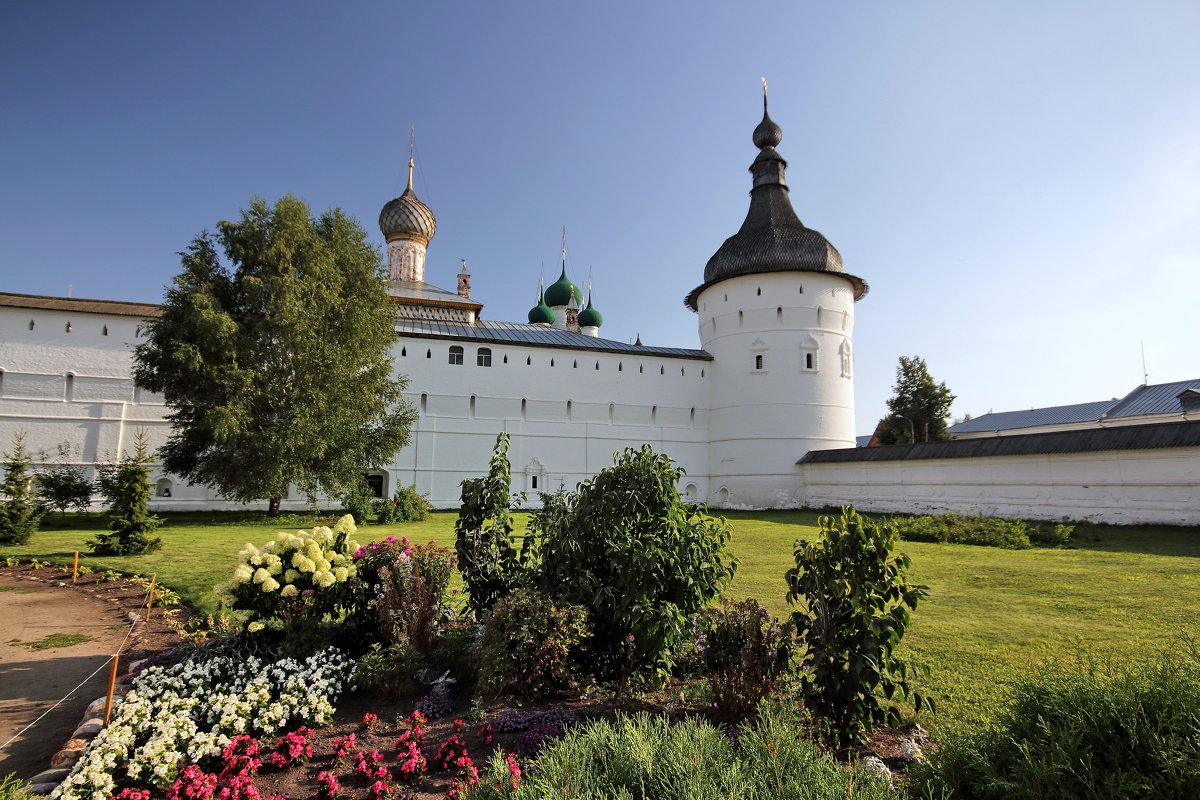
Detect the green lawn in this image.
<box><xmin>7</xmin><ymin>509</ymin><xmax>1199</xmax><ymax>732</ymax></box>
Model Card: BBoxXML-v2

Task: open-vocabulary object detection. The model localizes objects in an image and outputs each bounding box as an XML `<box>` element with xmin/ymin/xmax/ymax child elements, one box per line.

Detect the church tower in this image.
<box><xmin>686</xmin><ymin>87</ymin><xmax>868</xmax><ymax>508</ymax></box>
<box><xmin>379</xmin><ymin>144</ymin><xmax>437</xmax><ymax>283</ymax></box>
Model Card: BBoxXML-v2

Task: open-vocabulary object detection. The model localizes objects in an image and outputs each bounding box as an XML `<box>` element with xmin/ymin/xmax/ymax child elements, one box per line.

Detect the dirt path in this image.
<box><xmin>0</xmin><ymin>569</ymin><xmax>188</xmax><ymax>780</ymax></box>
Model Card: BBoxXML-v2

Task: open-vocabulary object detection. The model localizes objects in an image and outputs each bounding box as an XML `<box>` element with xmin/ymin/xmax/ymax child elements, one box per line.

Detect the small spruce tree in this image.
<box><xmin>88</xmin><ymin>431</ymin><xmax>162</xmax><ymax>555</ymax></box>
<box><xmin>0</xmin><ymin>433</ymin><xmax>44</xmax><ymax>545</ymax></box>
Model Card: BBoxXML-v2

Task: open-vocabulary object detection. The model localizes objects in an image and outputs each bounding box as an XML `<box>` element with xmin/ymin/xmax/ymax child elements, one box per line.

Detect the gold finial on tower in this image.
<box><xmin>761</xmin><ymin>76</ymin><xmax>768</xmax><ymax>111</ymax></box>
<box><xmin>407</xmin><ymin>125</ymin><xmax>415</xmax><ymax>189</ymax></box>
<box><xmin>561</xmin><ymin>225</ymin><xmax>567</xmax><ymax>264</ymax></box>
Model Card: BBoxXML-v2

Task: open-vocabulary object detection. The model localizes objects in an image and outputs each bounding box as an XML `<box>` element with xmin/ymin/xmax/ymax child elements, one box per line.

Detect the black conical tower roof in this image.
<box><xmin>685</xmin><ymin>97</ymin><xmax>867</xmax><ymax>310</ymax></box>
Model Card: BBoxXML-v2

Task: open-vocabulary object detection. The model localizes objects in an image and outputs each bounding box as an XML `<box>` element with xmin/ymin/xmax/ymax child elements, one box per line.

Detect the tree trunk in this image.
<box><xmin>268</xmin><ymin>496</ymin><xmax>281</xmax><ymax>517</ymax></box>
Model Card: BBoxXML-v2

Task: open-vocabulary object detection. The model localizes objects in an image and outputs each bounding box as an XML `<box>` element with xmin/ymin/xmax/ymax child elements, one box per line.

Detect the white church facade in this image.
<box><xmin>0</xmin><ymin>99</ymin><xmax>867</xmax><ymax>511</ymax></box>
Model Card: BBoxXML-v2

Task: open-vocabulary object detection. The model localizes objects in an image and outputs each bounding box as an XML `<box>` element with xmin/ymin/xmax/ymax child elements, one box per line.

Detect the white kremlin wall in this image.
<box><xmin>0</xmin><ymin>302</ymin><xmax>713</xmax><ymax>510</ymax></box>
<box><xmin>798</xmin><ymin>445</ymin><xmax>1200</xmax><ymax>526</ymax></box>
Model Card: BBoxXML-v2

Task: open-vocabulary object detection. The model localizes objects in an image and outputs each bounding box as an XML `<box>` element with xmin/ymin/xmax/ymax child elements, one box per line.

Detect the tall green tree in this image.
<box><xmin>133</xmin><ymin>195</ymin><xmax>418</xmax><ymax>515</ymax></box>
<box><xmin>875</xmin><ymin>355</ymin><xmax>956</xmax><ymax>445</ymax></box>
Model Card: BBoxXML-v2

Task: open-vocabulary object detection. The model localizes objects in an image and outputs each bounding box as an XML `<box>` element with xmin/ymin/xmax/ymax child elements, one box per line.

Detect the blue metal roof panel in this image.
<box><xmin>949</xmin><ymin>399</ymin><xmax>1117</xmax><ymax>434</ymax></box>
<box><xmin>394</xmin><ymin>318</ymin><xmax>713</xmax><ymax>360</ymax></box>
<box><xmin>1105</xmin><ymin>379</ymin><xmax>1200</xmax><ymax>419</ymax></box>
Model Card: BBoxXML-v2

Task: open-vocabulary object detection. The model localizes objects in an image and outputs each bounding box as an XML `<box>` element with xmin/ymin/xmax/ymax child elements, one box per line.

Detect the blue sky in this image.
<box><xmin>3</xmin><ymin>1</ymin><xmax>1197</xmax><ymax>435</ymax></box>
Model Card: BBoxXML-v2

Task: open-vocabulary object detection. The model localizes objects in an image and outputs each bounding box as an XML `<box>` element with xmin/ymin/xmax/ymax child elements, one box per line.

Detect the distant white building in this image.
<box><xmin>0</xmin><ymin>97</ymin><xmax>866</xmax><ymax>510</ymax></box>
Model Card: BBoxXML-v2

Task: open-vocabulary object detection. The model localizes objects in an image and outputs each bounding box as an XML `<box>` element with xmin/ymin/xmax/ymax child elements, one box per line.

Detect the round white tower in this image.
<box><xmin>686</xmin><ymin>93</ymin><xmax>868</xmax><ymax>509</ymax></box>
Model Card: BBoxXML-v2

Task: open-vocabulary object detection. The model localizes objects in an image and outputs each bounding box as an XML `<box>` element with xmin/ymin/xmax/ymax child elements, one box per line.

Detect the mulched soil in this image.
<box><xmin>252</xmin><ymin>680</ymin><xmax>918</xmax><ymax>800</ymax></box>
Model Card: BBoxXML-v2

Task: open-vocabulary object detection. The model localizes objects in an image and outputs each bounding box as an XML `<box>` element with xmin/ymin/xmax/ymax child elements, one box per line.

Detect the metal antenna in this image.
<box><xmin>1140</xmin><ymin>340</ymin><xmax>1149</xmax><ymax>385</ymax></box>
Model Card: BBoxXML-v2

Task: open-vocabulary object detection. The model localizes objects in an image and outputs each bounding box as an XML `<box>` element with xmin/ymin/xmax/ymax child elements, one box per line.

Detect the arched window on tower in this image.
<box><xmin>801</xmin><ymin>335</ymin><xmax>819</xmax><ymax>373</ymax></box>
<box><xmin>755</xmin><ymin>355</ymin><xmax>763</xmax><ymax>370</ymax></box>
<box><xmin>477</xmin><ymin>348</ymin><xmax>492</xmax><ymax>367</ymax></box>
<box><xmin>448</xmin><ymin>346</ymin><xmax>464</xmax><ymax>365</ymax></box>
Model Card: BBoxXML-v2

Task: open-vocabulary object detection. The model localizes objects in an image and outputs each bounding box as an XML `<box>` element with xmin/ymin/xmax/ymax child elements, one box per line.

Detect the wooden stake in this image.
<box><xmin>102</xmin><ymin>654</ymin><xmax>119</xmax><ymax>726</ymax></box>
<box><xmin>145</xmin><ymin>573</ymin><xmax>157</xmax><ymax>620</ymax></box>
<box><xmin>72</xmin><ymin>551</ymin><xmax>80</xmax><ymax>583</ymax></box>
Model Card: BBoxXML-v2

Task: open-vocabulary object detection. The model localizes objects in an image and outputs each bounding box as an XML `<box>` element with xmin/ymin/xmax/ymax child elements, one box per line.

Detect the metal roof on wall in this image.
<box><xmin>0</xmin><ymin>292</ymin><xmax>162</xmax><ymax>318</ymax></box>
<box><xmin>394</xmin><ymin>318</ymin><xmax>713</xmax><ymax>360</ymax></box>
<box><xmin>801</xmin><ymin>419</ymin><xmax>1200</xmax><ymax>464</ymax></box>
<box><xmin>1105</xmin><ymin>379</ymin><xmax>1200</xmax><ymax>418</ymax></box>
<box><xmin>949</xmin><ymin>400</ymin><xmax>1119</xmax><ymax>433</ymax></box>
<box><xmin>949</xmin><ymin>378</ymin><xmax>1200</xmax><ymax>435</ymax></box>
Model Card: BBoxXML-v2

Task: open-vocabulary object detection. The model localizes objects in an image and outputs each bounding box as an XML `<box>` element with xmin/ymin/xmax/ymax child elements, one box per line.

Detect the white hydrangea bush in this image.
<box><xmin>51</xmin><ymin>648</ymin><xmax>357</xmax><ymax>800</ymax></box>
<box><xmin>219</xmin><ymin>514</ymin><xmax>362</xmax><ymax>633</ymax></box>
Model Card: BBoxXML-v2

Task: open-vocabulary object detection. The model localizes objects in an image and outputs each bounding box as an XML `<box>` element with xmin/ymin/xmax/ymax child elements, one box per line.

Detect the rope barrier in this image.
<box><xmin>0</xmin><ymin>579</ymin><xmax>152</xmax><ymax>753</ymax></box>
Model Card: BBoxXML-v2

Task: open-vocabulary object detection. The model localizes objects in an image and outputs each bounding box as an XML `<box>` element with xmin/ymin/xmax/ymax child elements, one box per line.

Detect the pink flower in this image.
<box><xmin>361</xmin><ymin>712</ymin><xmax>379</xmax><ymax>731</ymax></box>
<box><xmin>314</xmin><ymin>770</ymin><xmax>340</xmax><ymax>800</ymax></box>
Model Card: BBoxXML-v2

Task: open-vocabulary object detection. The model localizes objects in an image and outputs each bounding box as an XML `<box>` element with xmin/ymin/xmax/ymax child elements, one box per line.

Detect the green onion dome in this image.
<box><xmin>528</xmin><ymin>290</ymin><xmax>555</xmax><ymax>325</ymax></box>
<box><xmin>577</xmin><ymin>296</ymin><xmax>603</xmax><ymax>328</ymax></box>
<box><xmin>544</xmin><ymin>265</ymin><xmax>583</xmax><ymax>307</ymax></box>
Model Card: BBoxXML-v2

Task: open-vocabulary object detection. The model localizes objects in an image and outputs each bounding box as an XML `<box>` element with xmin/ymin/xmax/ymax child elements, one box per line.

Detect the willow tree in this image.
<box><xmin>133</xmin><ymin>195</ymin><xmax>417</xmax><ymax>515</ymax></box>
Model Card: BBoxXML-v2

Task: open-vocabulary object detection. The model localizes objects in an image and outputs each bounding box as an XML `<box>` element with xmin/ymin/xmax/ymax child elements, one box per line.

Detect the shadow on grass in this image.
<box><xmin>1070</xmin><ymin>522</ymin><xmax>1200</xmax><ymax>558</ymax></box>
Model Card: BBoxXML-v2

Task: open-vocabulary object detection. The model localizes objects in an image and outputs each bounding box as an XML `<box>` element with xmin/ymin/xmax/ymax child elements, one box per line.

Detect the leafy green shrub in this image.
<box><xmin>469</xmin><ymin>705</ymin><xmax>901</xmax><ymax>800</ymax></box>
<box><xmin>374</xmin><ymin>484</ymin><xmax>430</xmax><ymax>523</ymax></box>
<box><xmin>455</xmin><ymin>433</ymin><xmax>526</xmax><ymax>616</ymax></box>
<box><xmin>0</xmin><ymin>433</ymin><xmax>43</xmax><ymax>546</ymax></box>
<box><xmin>355</xmin><ymin>642</ymin><xmax>419</xmax><ymax>697</ymax></box>
<box><xmin>88</xmin><ymin>431</ymin><xmax>161</xmax><ymax>555</ymax></box>
<box><xmin>917</xmin><ymin>653</ymin><xmax>1200</xmax><ymax>799</ymax></box>
<box><xmin>479</xmin><ymin>589</ymin><xmax>590</xmax><ymax>699</ymax></box>
<box><xmin>340</xmin><ymin>485</ymin><xmax>375</xmax><ymax>526</ymax></box>
<box><xmin>1029</xmin><ymin>521</ymin><xmax>1074</xmax><ymax>547</ymax></box>
<box><xmin>218</xmin><ymin>514</ymin><xmax>361</xmax><ymax>651</ymax></box>
<box><xmin>891</xmin><ymin>513</ymin><xmax>1030</xmax><ymax>548</ymax></box>
<box><xmin>693</xmin><ymin>598</ymin><xmax>796</xmax><ymax>717</ymax></box>
<box><xmin>375</xmin><ymin>540</ymin><xmax>456</xmax><ymax>654</ymax></box>
<box><xmin>35</xmin><ymin>442</ymin><xmax>94</xmax><ymax>516</ymax></box>
<box><xmin>890</xmin><ymin>512</ymin><xmax>1074</xmax><ymax>549</ymax></box>
<box><xmin>422</xmin><ymin>619</ymin><xmax>481</xmax><ymax>682</ymax></box>
<box><xmin>786</xmin><ymin>507</ymin><xmax>932</xmax><ymax>747</ymax></box>
<box><xmin>535</xmin><ymin>446</ymin><xmax>737</xmax><ymax>683</ymax></box>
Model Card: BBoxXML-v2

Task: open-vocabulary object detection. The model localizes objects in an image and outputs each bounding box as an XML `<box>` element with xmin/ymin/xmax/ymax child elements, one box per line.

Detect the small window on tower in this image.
<box><xmin>426</xmin><ymin>349</ymin><xmax>432</xmax><ymax>358</ymax></box>
<box><xmin>102</xmin><ymin>325</ymin><xmax>109</xmax><ymax>336</ymax></box>
<box><xmin>806</xmin><ymin>352</ymin><xmax>814</xmax><ymax>370</ymax></box>
<box><xmin>401</xmin><ymin>347</ymin><xmax>406</xmax><ymax>357</ymax></box>
<box><xmin>449</xmin><ymin>346</ymin><xmax>464</xmax><ymax>365</ymax></box>
<box><xmin>477</xmin><ymin>348</ymin><xmax>492</xmax><ymax>367</ymax></box>
<box><xmin>531</xmin><ymin>475</ymin><xmax>538</xmax><ymax>489</ymax></box>
<box><xmin>28</xmin><ymin>320</ymin><xmax>35</xmax><ymax>330</ymax></box>
<box><xmin>526</xmin><ymin>356</ymin><xmax>531</xmax><ymax>365</ymax></box>
<box><xmin>503</xmin><ymin>354</ymin><xmax>508</xmax><ymax>364</ymax></box>
<box><xmin>755</xmin><ymin>355</ymin><xmax>764</xmax><ymax>370</ymax></box>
